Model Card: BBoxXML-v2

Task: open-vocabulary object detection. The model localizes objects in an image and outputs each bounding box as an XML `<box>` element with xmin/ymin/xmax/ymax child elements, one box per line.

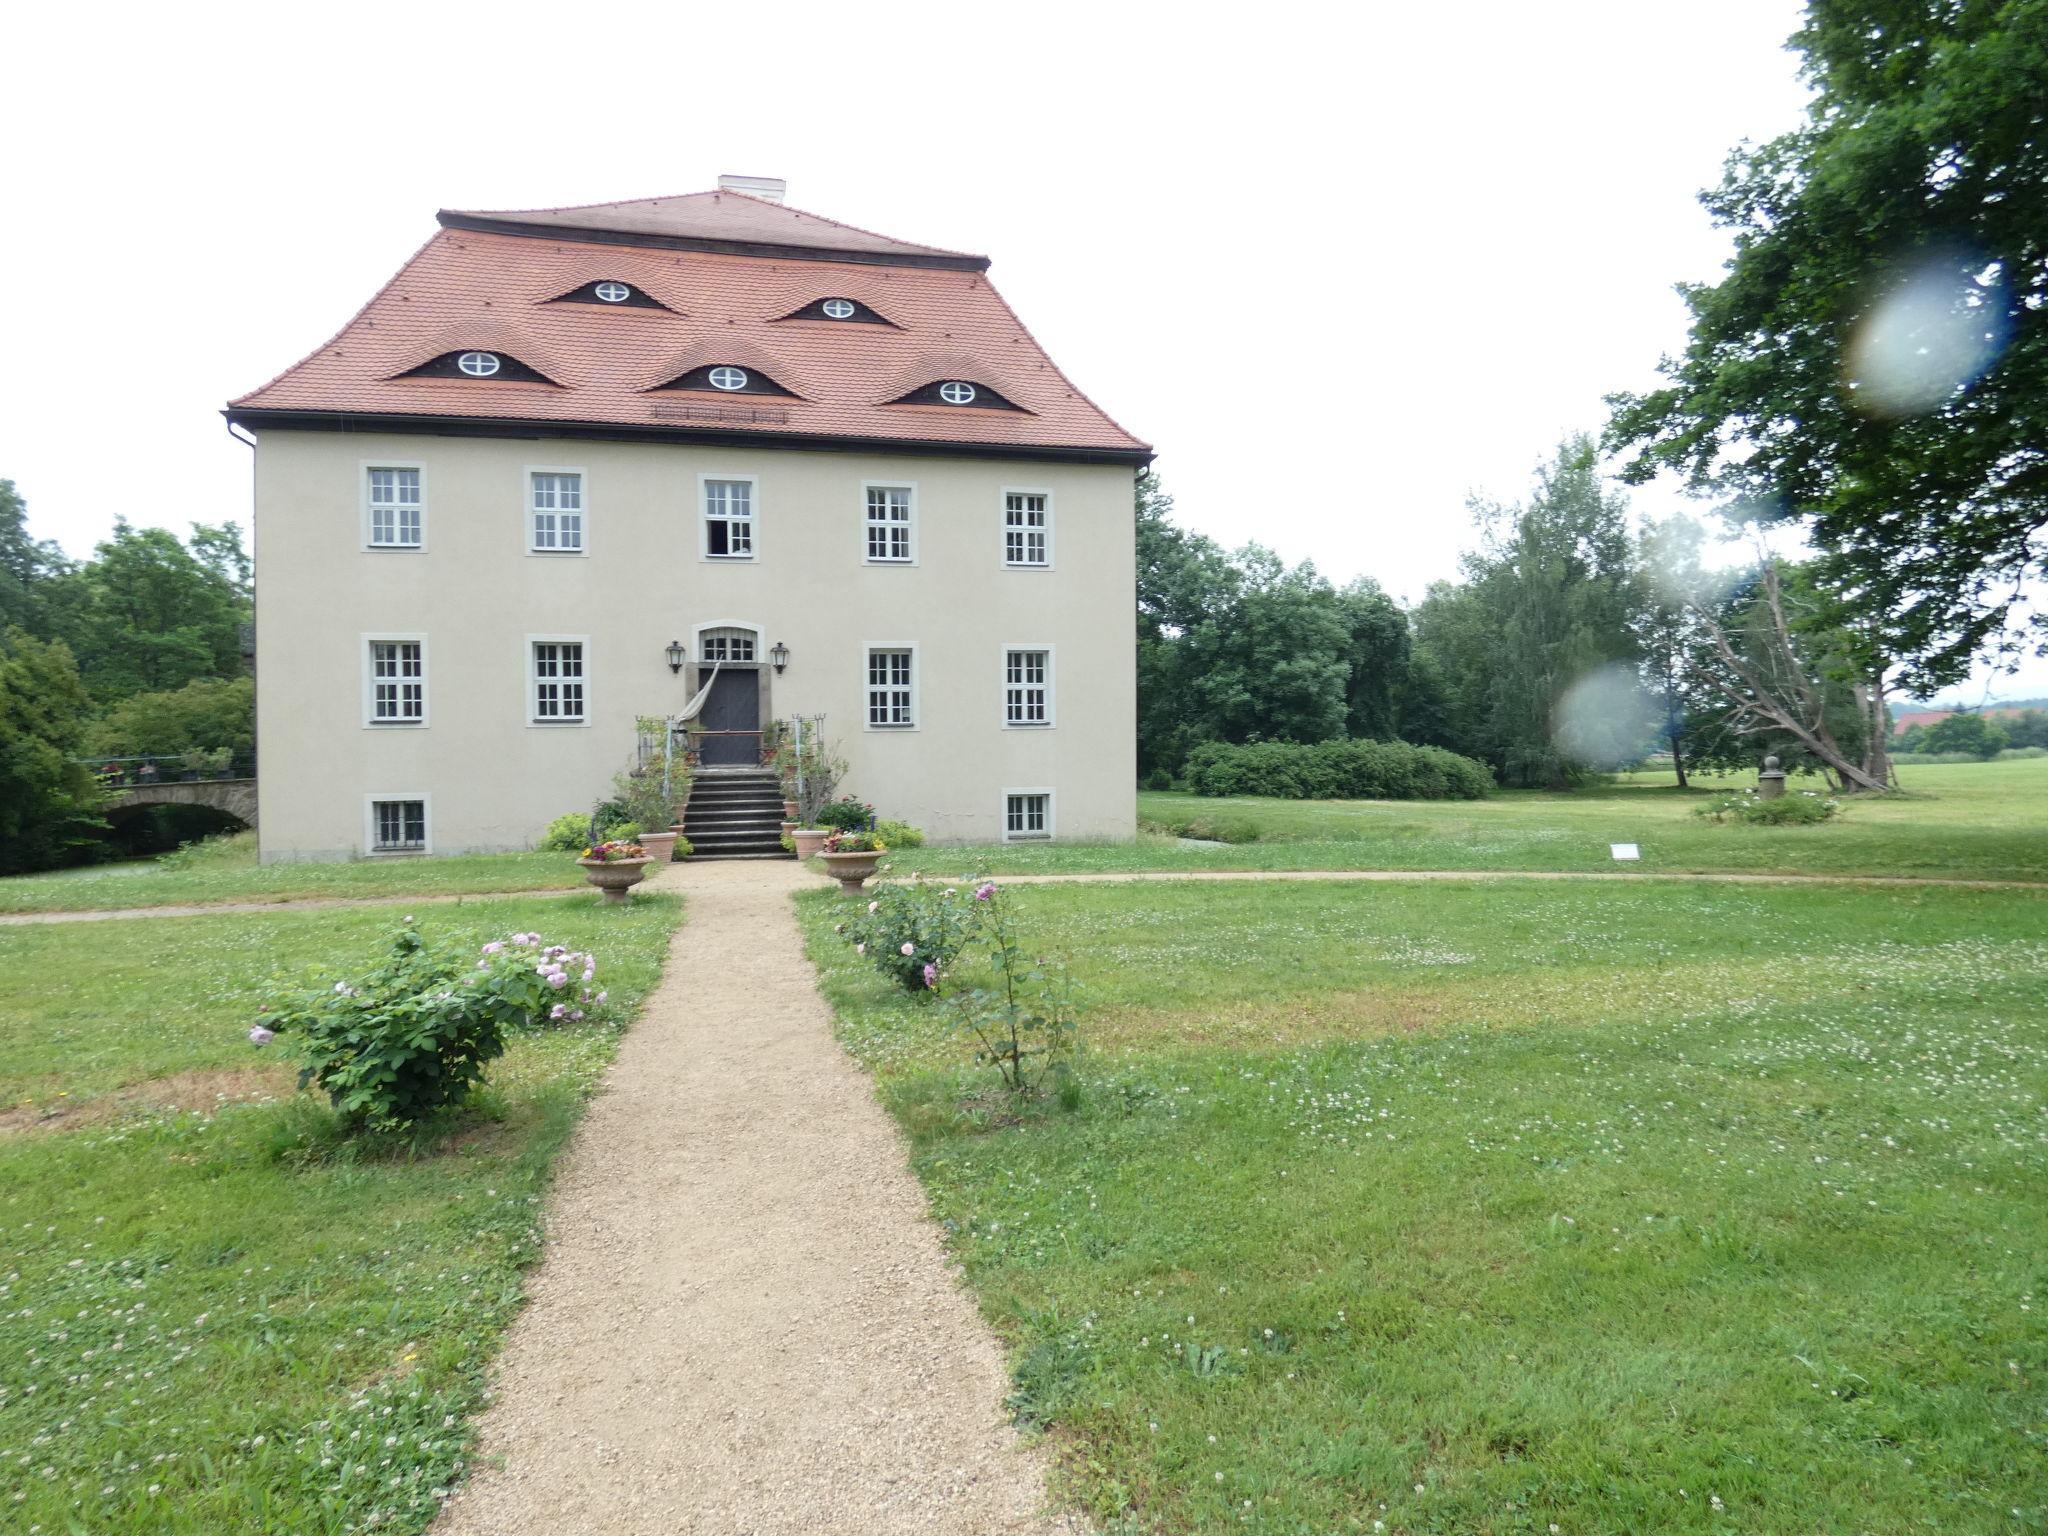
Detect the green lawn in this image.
<box><xmin>0</xmin><ymin>832</ymin><xmax>585</xmax><ymax>915</ymax></box>
<box><xmin>886</xmin><ymin>758</ymin><xmax>2048</xmax><ymax>883</ymax></box>
<box><xmin>801</xmin><ymin>876</ymin><xmax>2048</xmax><ymax>1533</ymax></box>
<box><xmin>0</xmin><ymin>892</ymin><xmax>681</xmax><ymax>1534</ymax></box>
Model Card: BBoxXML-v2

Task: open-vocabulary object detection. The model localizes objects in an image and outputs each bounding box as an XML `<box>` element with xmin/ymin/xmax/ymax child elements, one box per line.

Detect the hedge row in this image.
<box><xmin>1182</xmin><ymin>739</ymin><xmax>1494</xmax><ymax>800</ymax></box>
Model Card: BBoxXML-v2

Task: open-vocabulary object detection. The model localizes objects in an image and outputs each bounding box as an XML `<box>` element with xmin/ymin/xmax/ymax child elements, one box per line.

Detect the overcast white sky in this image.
<box><xmin>3</xmin><ymin>0</ymin><xmax>2039</xmax><ymax>699</ymax></box>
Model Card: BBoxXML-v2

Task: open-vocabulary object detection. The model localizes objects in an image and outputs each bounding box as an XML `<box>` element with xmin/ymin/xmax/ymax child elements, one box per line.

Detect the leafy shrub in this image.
<box><xmin>606</xmin><ymin>822</ymin><xmax>643</xmax><ymax>844</ymax></box>
<box><xmin>612</xmin><ymin>762</ymin><xmax>682</xmax><ymax>832</ymax></box>
<box><xmin>539</xmin><ymin>812</ymin><xmax>596</xmax><ymax>851</ymax></box>
<box><xmin>673</xmin><ymin>835</ymin><xmax>694</xmax><ymax>858</ymax></box>
<box><xmin>941</xmin><ymin>880</ymin><xmax>1080</xmax><ymax>1095</ymax></box>
<box><xmin>1694</xmin><ymin>788</ymin><xmax>1843</xmax><ymax>825</ymax></box>
<box><xmin>836</xmin><ymin>875</ymin><xmax>976</xmax><ymax>992</ymax></box>
<box><xmin>1142</xmin><ymin>768</ymin><xmax>1174</xmax><ymax>792</ymax></box>
<box><xmin>816</xmin><ymin>795</ymin><xmax>876</xmax><ymax>832</ymax></box>
<box><xmin>1145</xmin><ymin>813</ymin><xmax>1262</xmax><ymax>844</ymax></box>
<box><xmin>252</xmin><ymin>923</ymin><xmax>617</xmax><ymax>1133</ymax></box>
<box><xmin>1890</xmin><ymin>751</ymin><xmax>1990</xmax><ymax>766</ymax></box>
<box><xmin>1998</xmin><ymin>746</ymin><xmax>2048</xmax><ymax>760</ymax></box>
<box><xmin>873</xmin><ymin>817</ymin><xmax>925</xmax><ymax>848</ymax></box>
<box><xmin>1181</xmin><ymin>739</ymin><xmax>1492</xmax><ymax>800</ymax></box>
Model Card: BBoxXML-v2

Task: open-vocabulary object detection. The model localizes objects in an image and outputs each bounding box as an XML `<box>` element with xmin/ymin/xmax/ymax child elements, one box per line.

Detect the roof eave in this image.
<box><xmin>435</xmin><ymin>211</ymin><xmax>992</xmax><ymax>273</ymax></box>
<box><xmin>222</xmin><ymin>406</ymin><xmax>1154</xmax><ymax>468</ymax></box>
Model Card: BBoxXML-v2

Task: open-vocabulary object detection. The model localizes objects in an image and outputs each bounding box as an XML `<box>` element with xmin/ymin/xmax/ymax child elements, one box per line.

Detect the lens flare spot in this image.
<box><xmin>1554</xmin><ymin>663</ymin><xmax>1660</xmax><ymax>769</ymax></box>
<box><xmin>1844</xmin><ymin>248</ymin><xmax>2010</xmax><ymax>419</ymax></box>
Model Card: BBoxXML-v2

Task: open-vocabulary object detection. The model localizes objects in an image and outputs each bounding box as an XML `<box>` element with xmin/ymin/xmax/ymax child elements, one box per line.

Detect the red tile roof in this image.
<box><xmin>229</xmin><ymin>190</ymin><xmax>1149</xmax><ymax>464</ymax></box>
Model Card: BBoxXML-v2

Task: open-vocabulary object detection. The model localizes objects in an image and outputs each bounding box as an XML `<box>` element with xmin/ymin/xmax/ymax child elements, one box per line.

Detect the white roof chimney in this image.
<box><xmin>717</xmin><ymin>174</ymin><xmax>786</xmax><ymax>204</ymax></box>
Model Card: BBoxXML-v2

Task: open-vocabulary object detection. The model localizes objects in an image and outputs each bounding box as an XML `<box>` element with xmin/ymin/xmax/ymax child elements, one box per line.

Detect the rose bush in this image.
<box><xmin>835</xmin><ymin>875</ymin><xmax>973</xmax><ymax>993</ymax></box>
<box><xmin>252</xmin><ymin>922</ymin><xmax>617</xmax><ymax>1132</ymax></box>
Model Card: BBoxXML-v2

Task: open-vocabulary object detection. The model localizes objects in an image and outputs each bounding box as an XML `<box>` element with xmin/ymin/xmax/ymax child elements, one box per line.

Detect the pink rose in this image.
<box><xmin>922</xmin><ymin>963</ymin><xmax>938</xmax><ymax>988</ymax></box>
<box><xmin>974</xmin><ymin>882</ymin><xmax>997</xmax><ymax>901</ymax></box>
<box><xmin>248</xmin><ymin>1026</ymin><xmax>275</xmax><ymax>1046</ymax></box>
<box><xmin>900</xmin><ymin>942</ymin><xmax>915</xmax><ymax>956</ymax></box>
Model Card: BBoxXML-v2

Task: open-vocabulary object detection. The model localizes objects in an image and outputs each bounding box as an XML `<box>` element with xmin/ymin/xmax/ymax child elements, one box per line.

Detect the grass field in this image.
<box><xmin>887</xmin><ymin>758</ymin><xmax>2048</xmax><ymax>883</ymax></box>
<box><xmin>0</xmin><ymin>892</ymin><xmax>681</xmax><ymax>1534</ymax></box>
<box><xmin>0</xmin><ymin>832</ymin><xmax>584</xmax><ymax>915</ymax></box>
<box><xmin>801</xmin><ymin>875</ymin><xmax>2048</xmax><ymax>1533</ymax></box>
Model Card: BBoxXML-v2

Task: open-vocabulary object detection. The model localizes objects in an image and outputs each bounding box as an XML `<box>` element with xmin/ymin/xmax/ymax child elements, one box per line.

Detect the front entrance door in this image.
<box><xmin>698</xmin><ymin>666</ymin><xmax>760</xmax><ymax>765</ymax></box>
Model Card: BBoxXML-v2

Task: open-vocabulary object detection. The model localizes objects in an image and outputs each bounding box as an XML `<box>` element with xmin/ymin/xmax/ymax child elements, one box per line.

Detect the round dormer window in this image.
<box><xmin>822</xmin><ymin>298</ymin><xmax>855</xmax><ymax>319</ymax></box>
<box><xmin>708</xmin><ymin>366</ymin><xmax>749</xmax><ymax>392</ymax></box>
<box><xmin>938</xmin><ymin>380</ymin><xmax>978</xmax><ymax>405</ymax></box>
<box><xmin>457</xmin><ymin>351</ymin><xmax>501</xmax><ymax>377</ymax></box>
<box><xmin>593</xmin><ymin>281</ymin><xmax>632</xmax><ymax>304</ymax></box>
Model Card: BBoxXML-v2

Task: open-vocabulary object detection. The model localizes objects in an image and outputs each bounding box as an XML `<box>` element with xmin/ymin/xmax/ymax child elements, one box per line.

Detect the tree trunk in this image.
<box><xmin>1670</xmin><ymin>723</ymin><xmax>1690</xmax><ymax>789</ymax></box>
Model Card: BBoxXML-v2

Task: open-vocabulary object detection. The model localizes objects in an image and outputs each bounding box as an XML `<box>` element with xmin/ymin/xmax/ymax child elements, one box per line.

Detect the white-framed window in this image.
<box><xmin>938</xmin><ymin>381</ymin><xmax>977</xmax><ymax>405</ymax></box>
<box><xmin>528</xmin><ymin>469</ymin><xmax>585</xmax><ymax>553</ymax></box>
<box><xmin>708</xmin><ymin>366</ymin><xmax>749</xmax><ymax>391</ymax></box>
<box><xmin>366</xmin><ymin>796</ymin><xmax>430</xmax><ymax>854</ymax></box>
<box><xmin>701</xmin><ymin>476</ymin><xmax>756</xmax><ymax>559</ymax></box>
<box><xmin>1003</xmin><ymin>646</ymin><xmax>1054</xmax><ymax>727</ymax></box>
<box><xmin>822</xmin><ymin>298</ymin><xmax>855</xmax><ymax>319</ymax></box>
<box><xmin>865</xmin><ymin>646</ymin><xmax>916</xmax><ymax>729</ymax></box>
<box><xmin>457</xmin><ymin>351</ymin><xmax>501</xmax><ymax>377</ymax></box>
<box><xmin>698</xmin><ymin>626</ymin><xmax>757</xmax><ymax>663</ymax></box>
<box><xmin>529</xmin><ymin>638</ymin><xmax>587</xmax><ymax>724</ymax></box>
<box><xmin>594</xmin><ymin>280</ymin><xmax>631</xmax><ymax>303</ymax></box>
<box><xmin>1003</xmin><ymin>790</ymin><xmax>1054</xmax><ymax>841</ymax></box>
<box><xmin>362</xmin><ymin>636</ymin><xmax>426</xmax><ymax>726</ymax></box>
<box><xmin>1003</xmin><ymin>489</ymin><xmax>1052</xmax><ymax>568</ymax></box>
<box><xmin>863</xmin><ymin>483</ymin><xmax>915</xmax><ymax>563</ymax></box>
<box><xmin>365</xmin><ymin>465</ymin><xmax>423</xmax><ymax>549</ymax></box>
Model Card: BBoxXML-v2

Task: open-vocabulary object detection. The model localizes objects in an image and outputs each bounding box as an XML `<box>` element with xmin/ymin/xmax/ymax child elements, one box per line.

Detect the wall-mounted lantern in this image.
<box><xmin>665</xmin><ymin>639</ymin><xmax>686</xmax><ymax>674</ymax></box>
<box><xmin>769</xmin><ymin>641</ymin><xmax>790</xmax><ymax>674</ymax></box>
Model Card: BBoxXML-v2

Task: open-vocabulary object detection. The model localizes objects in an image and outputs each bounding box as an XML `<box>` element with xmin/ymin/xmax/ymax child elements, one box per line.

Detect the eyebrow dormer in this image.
<box><xmin>777</xmin><ymin>295</ymin><xmax>896</xmax><ymax>326</ymax></box>
<box><xmin>547</xmin><ymin>278</ymin><xmax>676</xmax><ymax>311</ymax></box>
<box><xmin>652</xmin><ymin>363</ymin><xmax>799</xmax><ymax>397</ymax></box>
<box><xmin>395</xmin><ymin>349</ymin><xmax>559</xmax><ymax>384</ymax></box>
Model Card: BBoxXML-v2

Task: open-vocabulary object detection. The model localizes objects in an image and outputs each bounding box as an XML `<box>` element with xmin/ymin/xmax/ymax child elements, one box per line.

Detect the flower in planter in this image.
<box><xmin>581</xmin><ymin>839</ymin><xmax>647</xmax><ymax>862</ymax></box>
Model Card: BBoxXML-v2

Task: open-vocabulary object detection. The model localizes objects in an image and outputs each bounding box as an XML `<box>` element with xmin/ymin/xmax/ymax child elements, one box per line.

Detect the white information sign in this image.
<box><xmin>1610</xmin><ymin>843</ymin><xmax>1641</xmax><ymax>861</ymax></box>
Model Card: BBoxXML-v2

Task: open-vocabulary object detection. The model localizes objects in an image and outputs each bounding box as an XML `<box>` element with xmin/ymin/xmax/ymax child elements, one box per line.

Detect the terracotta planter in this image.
<box><xmin>780</xmin><ymin>820</ymin><xmax>798</xmax><ymax>838</ymax></box>
<box><xmin>818</xmin><ymin>848</ymin><xmax>883</xmax><ymax>894</ymax></box>
<box><xmin>791</xmin><ymin>827</ymin><xmax>831</xmax><ymax>860</ymax></box>
<box><xmin>577</xmin><ymin>856</ymin><xmax>652</xmax><ymax>904</ymax></box>
<box><xmin>783</xmin><ymin>798</ymin><xmax>799</xmax><ymax>820</ymax></box>
<box><xmin>637</xmin><ymin>830</ymin><xmax>677</xmax><ymax>865</ymax></box>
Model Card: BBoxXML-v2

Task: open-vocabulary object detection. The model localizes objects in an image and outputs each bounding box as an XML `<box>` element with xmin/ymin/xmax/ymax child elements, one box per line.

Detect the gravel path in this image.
<box><xmin>434</xmin><ymin>857</ymin><xmax>1075</xmax><ymax>1536</ymax></box>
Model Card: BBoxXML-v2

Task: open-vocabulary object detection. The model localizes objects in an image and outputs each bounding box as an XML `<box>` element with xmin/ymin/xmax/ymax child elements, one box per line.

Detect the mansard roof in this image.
<box><xmin>227</xmin><ymin>189</ymin><xmax>1149</xmax><ymax>465</ymax></box>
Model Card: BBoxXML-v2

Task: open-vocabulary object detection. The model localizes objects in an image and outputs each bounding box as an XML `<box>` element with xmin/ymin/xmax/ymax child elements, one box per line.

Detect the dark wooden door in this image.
<box><xmin>698</xmin><ymin>667</ymin><xmax>760</xmax><ymax>765</ymax></box>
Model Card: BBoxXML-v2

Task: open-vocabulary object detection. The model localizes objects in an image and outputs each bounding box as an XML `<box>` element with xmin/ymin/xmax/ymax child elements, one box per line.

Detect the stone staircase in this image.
<box><xmin>679</xmin><ymin>769</ymin><xmax>794</xmax><ymax>860</ymax></box>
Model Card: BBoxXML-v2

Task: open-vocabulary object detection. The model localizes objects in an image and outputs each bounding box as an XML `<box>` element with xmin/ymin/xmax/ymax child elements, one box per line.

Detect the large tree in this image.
<box><xmin>0</xmin><ymin>628</ymin><xmax>104</xmax><ymax>874</ymax></box>
<box><xmin>45</xmin><ymin>519</ymin><xmax>251</xmax><ymax>701</ymax></box>
<box><xmin>1606</xmin><ymin>0</ymin><xmax>2048</xmax><ymax>691</ymax></box>
<box><xmin>0</xmin><ymin>479</ymin><xmax>71</xmax><ymax>635</ymax></box>
<box><xmin>1415</xmin><ymin>437</ymin><xmax>1644</xmax><ymax>788</ymax></box>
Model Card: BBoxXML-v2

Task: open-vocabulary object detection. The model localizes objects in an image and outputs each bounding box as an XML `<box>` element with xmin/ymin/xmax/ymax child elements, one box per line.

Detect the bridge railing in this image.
<box><xmin>77</xmin><ymin>754</ymin><xmax>257</xmax><ymax>787</ymax></box>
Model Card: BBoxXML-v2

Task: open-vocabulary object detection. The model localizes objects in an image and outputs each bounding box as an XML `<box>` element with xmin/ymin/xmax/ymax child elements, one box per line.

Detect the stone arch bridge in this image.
<box><xmin>110</xmin><ymin>778</ymin><xmax>258</xmax><ymax>829</ymax></box>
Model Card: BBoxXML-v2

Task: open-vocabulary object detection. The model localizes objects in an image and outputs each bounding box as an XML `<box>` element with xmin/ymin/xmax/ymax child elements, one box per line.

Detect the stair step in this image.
<box><xmin>685</xmin><ymin>850</ymin><xmax>797</xmax><ymax>861</ymax></box>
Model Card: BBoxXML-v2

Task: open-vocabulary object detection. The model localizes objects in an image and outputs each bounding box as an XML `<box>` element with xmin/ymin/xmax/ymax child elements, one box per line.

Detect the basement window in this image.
<box><xmin>370</xmin><ymin>798</ymin><xmax>428</xmax><ymax>853</ymax></box>
<box><xmin>1004</xmin><ymin>791</ymin><xmax>1053</xmax><ymax>841</ymax></box>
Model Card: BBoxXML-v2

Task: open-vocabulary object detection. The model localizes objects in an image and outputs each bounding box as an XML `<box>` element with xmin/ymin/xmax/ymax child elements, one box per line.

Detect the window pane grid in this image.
<box><xmin>531</xmin><ymin>473</ymin><xmax>584</xmax><ymax>551</ymax></box>
<box><xmin>368</xmin><ymin>468</ymin><xmax>421</xmax><ymax>546</ymax></box>
<box><xmin>370</xmin><ymin>641</ymin><xmax>423</xmax><ymax>722</ymax></box>
<box><xmin>1006</xmin><ymin>793</ymin><xmax>1049</xmax><ymax>837</ymax></box>
<box><xmin>1004</xmin><ymin>493</ymin><xmax>1048</xmax><ymax>565</ymax></box>
<box><xmin>1005</xmin><ymin>649</ymin><xmax>1049</xmax><ymax>724</ymax></box>
<box><xmin>533</xmin><ymin>642</ymin><xmax>586</xmax><ymax>721</ymax></box>
<box><xmin>373</xmin><ymin>799</ymin><xmax>426</xmax><ymax>851</ymax></box>
<box><xmin>865</xmin><ymin>487</ymin><xmax>912</xmax><ymax>561</ymax></box>
<box><xmin>867</xmin><ymin>649</ymin><xmax>913</xmax><ymax>727</ymax></box>
<box><xmin>705</xmin><ymin>480</ymin><xmax>754</xmax><ymax>557</ymax></box>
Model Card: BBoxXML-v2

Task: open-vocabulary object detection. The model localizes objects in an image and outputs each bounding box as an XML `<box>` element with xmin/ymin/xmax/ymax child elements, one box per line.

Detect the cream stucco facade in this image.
<box><xmin>250</xmin><ymin>428</ymin><xmax>1137</xmax><ymax>861</ymax></box>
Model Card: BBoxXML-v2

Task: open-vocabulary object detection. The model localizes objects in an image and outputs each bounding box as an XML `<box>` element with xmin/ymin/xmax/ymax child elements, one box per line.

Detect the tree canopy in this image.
<box><xmin>1606</xmin><ymin>0</ymin><xmax>2048</xmax><ymax>691</ymax></box>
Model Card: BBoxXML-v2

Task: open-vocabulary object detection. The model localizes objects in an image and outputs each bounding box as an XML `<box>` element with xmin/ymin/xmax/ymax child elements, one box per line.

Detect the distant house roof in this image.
<box><xmin>227</xmin><ymin>189</ymin><xmax>1150</xmax><ymax>465</ymax></box>
<box><xmin>1892</xmin><ymin>707</ymin><xmax>2030</xmax><ymax>734</ymax></box>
